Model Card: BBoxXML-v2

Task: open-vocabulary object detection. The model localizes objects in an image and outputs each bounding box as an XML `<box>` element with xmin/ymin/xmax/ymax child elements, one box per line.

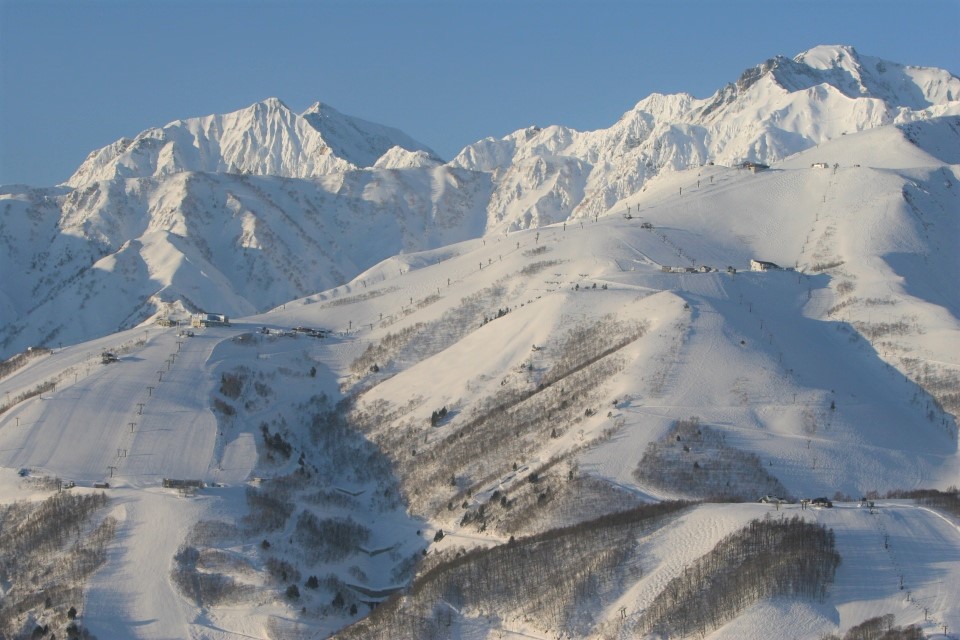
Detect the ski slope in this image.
<box><xmin>0</xmin><ymin>326</ymin><xmax>225</xmax><ymax>485</ymax></box>
<box><xmin>705</xmin><ymin>501</ymin><xmax>960</xmax><ymax>640</ymax></box>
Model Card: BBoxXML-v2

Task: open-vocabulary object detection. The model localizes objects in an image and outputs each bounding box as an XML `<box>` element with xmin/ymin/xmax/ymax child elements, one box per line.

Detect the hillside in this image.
<box><xmin>1</xmin><ymin>45</ymin><xmax>957</xmax><ymax>361</ymax></box>
<box><xmin>0</xmin><ymin>114</ymin><xmax>958</xmax><ymax>638</ymax></box>
<box><xmin>0</xmin><ymin>167</ymin><xmax>492</xmax><ymax>357</ymax></box>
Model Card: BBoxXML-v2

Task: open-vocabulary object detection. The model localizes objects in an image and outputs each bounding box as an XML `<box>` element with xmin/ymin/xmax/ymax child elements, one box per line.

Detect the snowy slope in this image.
<box><xmin>0</xmin><ymin>166</ymin><xmax>492</xmax><ymax>359</ymax></box>
<box><xmin>610</xmin><ymin>501</ymin><xmax>960</xmax><ymax>640</ymax></box>
<box><xmin>0</xmin><ymin>46</ymin><xmax>958</xmax><ymax>640</ymax></box>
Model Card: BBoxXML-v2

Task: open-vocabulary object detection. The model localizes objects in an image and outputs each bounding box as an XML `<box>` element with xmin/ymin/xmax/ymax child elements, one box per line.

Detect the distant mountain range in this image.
<box><xmin>1</xmin><ymin>44</ymin><xmax>957</xmax><ymax>359</ymax></box>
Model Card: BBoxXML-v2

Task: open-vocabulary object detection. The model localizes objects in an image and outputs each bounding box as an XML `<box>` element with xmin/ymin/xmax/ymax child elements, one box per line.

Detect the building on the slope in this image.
<box><xmin>811</xmin><ymin>162</ymin><xmax>829</xmax><ymax>169</ymax></box>
<box><xmin>191</xmin><ymin>312</ymin><xmax>230</xmax><ymax>328</ymax></box>
<box><xmin>162</xmin><ymin>478</ymin><xmax>205</xmax><ymax>489</ymax></box>
<box><xmin>740</xmin><ymin>161</ymin><xmax>769</xmax><ymax>173</ymax></box>
<box><xmin>750</xmin><ymin>259</ymin><xmax>781</xmax><ymax>272</ymax></box>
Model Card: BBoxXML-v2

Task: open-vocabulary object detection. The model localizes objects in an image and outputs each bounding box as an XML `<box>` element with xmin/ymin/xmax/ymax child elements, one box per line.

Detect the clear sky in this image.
<box><xmin>1</xmin><ymin>0</ymin><xmax>958</xmax><ymax>186</ymax></box>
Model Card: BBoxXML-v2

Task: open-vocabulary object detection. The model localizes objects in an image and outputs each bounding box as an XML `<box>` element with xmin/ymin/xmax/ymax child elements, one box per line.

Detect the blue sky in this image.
<box><xmin>1</xmin><ymin>0</ymin><xmax>958</xmax><ymax>186</ymax></box>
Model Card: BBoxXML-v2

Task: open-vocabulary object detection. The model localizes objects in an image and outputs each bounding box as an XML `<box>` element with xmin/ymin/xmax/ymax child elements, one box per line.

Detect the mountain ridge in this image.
<box><xmin>454</xmin><ymin>44</ymin><xmax>959</xmax><ymax>226</ymax></box>
<box><xmin>1</xmin><ymin>44</ymin><xmax>957</xmax><ymax>360</ymax></box>
<box><xmin>65</xmin><ymin>98</ymin><xmax>439</xmax><ymax>188</ymax></box>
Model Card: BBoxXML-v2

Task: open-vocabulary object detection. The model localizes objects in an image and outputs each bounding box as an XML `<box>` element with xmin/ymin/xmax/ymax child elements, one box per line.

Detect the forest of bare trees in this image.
<box><xmin>634</xmin><ymin>416</ymin><xmax>790</xmax><ymax>501</ymax></box>
<box><xmin>822</xmin><ymin>613</ymin><xmax>923</xmax><ymax>640</ymax></box>
<box><xmin>885</xmin><ymin>487</ymin><xmax>960</xmax><ymax>517</ymax></box>
<box><xmin>635</xmin><ymin>515</ymin><xmax>840</xmax><ymax>637</ymax></box>
<box><xmin>0</xmin><ymin>491</ymin><xmax>114</xmax><ymax>639</ymax></box>
<box><xmin>172</xmin><ymin>360</ymin><xmax>417</xmax><ymax>619</ymax></box>
<box><xmin>0</xmin><ymin>346</ymin><xmax>51</xmax><ymax>380</ymax></box>
<box><xmin>335</xmin><ymin>501</ymin><xmax>689</xmax><ymax>639</ymax></box>
<box><xmin>352</xmin><ymin>315</ymin><xmax>649</xmax><ymax>522</ymax></box>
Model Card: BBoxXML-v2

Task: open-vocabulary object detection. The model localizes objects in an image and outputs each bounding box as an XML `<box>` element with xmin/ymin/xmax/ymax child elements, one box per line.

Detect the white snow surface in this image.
<box><xmin>0</xmin><ymin>45</ymin><xmax>958</xmax><ymax>639</ymax></box>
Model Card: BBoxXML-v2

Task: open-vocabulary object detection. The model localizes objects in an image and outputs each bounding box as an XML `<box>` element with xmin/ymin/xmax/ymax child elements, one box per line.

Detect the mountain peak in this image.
<box><xmin>301</xmin><ymin>102</ymin><xmax>340</xmax><ymax>123</ymax></box>
<box><xmin>793</xmin><ymin>44</ymin><xmax>862</xmax><ymax>70</ymax></box>
<box><xmin>300</xmin><ymin>103</ymin><xmax>439</xmax><ymax>167</ymax></box>
<box><xmin>452</xmin><ymin>45</ymin><xmax>959</xmax><ymax>226</ymax></box>
<box><xmin>64</xmin><ymin>98</ymin><xmax>435</xmax><ymax>186</ymax></box>
<box><xmin>719</xmin><ymin>45</ymin><xmax>867</xmax><ymax>98</ymax></box>
<box><xmin>254</xmin><ymin>96</ymin><xmax>292</xmax><ymax>112</ymax></box>
<box><xmin>705</xmin><ymin>43</ymin><xmax>960</xmax><ymax>112</ymax></box>
<box><xmin>302</xmin><ymin>101</ymin><xmax>337</xmax><ymax>116</ymax></box>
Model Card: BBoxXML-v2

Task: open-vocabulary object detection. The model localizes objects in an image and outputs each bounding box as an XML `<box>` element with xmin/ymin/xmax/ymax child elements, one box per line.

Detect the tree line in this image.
<box><xmin>635</xmin><ymin>515</ymin><xmax>841</xmax><ymax>637</ymax></box>
<box><xmin>335</xmin><ymin>501</ymin><xmax>689</xmax><ymax>639</ymax></box>
<box><xmin>634</xmin><ymin>416</ymin><xmax>790</xmax><ymax>501</ymax></box>
<box><xmin>0</xmin><ymin>492</ymin><xmax>114</xmax><ymax>639</ymax></box>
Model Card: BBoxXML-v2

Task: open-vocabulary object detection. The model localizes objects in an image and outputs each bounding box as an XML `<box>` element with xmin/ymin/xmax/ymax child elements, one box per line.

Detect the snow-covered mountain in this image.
<box><xmin>455</xmin><ymin>44</ymin><xmax>960</xmax><ymax>226</ymax></box>
<box><xmin>1</xmin><ymin>44</ymin><xmax>957</xmax><ymax>363</ymax></box>
<box><xmin>65</xmin><ymin>98</ymin><xmax>440</xmax><ymax>187</ymax></box>
<box><xmin>1</xmin><ymin>41</ymin><xmax>956</xmax><ymax>640</ymax></box>
<box><xmin>1</xmin><ymin>113</ymin><xmax>957</xmax><ymax>639</ymax></box>
<box><xmin>0</xmin><ymin>166</ymin><xmax>490</xmax><ymax>356</ymax></box>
